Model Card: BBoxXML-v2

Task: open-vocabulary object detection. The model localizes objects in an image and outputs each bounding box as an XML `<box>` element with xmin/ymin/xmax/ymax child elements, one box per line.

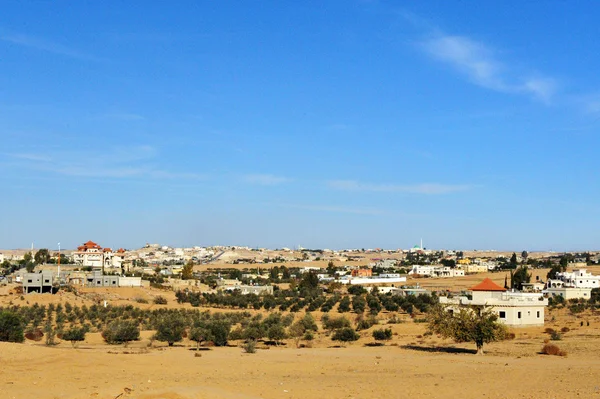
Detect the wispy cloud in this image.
<box><xmin>244</xmin><ymin>174</ymin><xmax>290</xmax><ymax>186</ymax></box>
<box><xmin>282</xmin><ymin>204</ymin><xmax>383</xmax><ymax>215</ymax></box>
<box><xmin>420</xmin><ymin>34</ymin><xmax>556</xmax><ymax>103</ymax></box>
<box><xmin>8</xmin><ymin>153</ymin><xmax>52</xmax><ymax>162</ymax></box>
<box><xmin>1</xmin><ymin>33</ymin><xmax>100</xmax><ymax>61</ymax></box>
<box><xmin>101</xmin><ymin>113</ymin><xmax>146</xmax><ymax>121</ymax></box>
<box><xmin>328</xmin><ymin>180</ymin><xmax>471</xmax><ymax>194</ymax></box>
<box><xmin>6</xmin><ymin>145</ymin><xmax>205</xmax><ymax>181</ymax></box>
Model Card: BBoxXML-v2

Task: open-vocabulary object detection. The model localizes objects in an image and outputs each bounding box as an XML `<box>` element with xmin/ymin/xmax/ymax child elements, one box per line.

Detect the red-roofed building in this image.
<box><xmin>439</xmin><ymin>278</ymin><xmax>548</xmax><ymax>327</ymax></box>
<box><xmin>73</xmin><ymin>241</ymin><xmax>123</xmax><ymax>271</ymax></box>
<box><xmin>470</xmin><ymin>278</ymin><xmax>506</xmax><ymax>292</ymax></box>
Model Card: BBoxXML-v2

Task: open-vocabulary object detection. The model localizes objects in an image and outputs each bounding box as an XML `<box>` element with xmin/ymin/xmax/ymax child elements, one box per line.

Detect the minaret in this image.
<box><xmin>420</xmin><ymin>238</ymin><xmax>423</xmax><ymax>250</ymax></box>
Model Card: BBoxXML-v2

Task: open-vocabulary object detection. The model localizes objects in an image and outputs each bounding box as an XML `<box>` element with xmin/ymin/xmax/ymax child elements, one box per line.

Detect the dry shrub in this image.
<box><xmin>560</xmin><ymin>327</ymin><xmax>570</xmax><ymax>333</ymax></box>
<box><xmin>543</xmin><ymin>338</ymin><xmax>550</xmax><ymax>344</ymax></box>
<box><xmin>25</xmin><ymin>328</ymin><xmax>43</xmax><ymax>341</ymax></box>
<box><xmin>544</xmin><ymin>327</ymin><xmax>555</xmax><ymax>334</ymax></box>
<box><xmin>506</xmin><ymin>332</ymin><xmax>516</xmax><ymax>340</ymax></box>
<box><xmin>541</xmin><ymin>343</ymin><xmax>567</xmax><ymax>357</ymax></box>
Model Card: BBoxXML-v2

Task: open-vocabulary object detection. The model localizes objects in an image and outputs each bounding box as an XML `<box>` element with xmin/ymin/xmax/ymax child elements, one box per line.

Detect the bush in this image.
<box><xmin>372</xmin><ymin>328</ymin><xmax>392</xmax><ymax>341</ymax></box>
<box><xmin>322</xmin><ymin>315</ymin><xmax>351</xmax><ymax>332</ymax></box>
<box><xmin>0</xmin><ymin>311</ymin><xmax>24</xmax><ymax>343</ymax></box>
<box><xmin>243</xmin><ymin>339</ymin><xmax>257</xmax><ymax>353</ymax></box>
<box><xmin>25</xmin><ymin>328</ymin><xmax>43</xmax><ymax>341</ymax></box>
<box><xmin>332</xmin><ymin>327</ymin><xmax>360</xmax><ymax>342</ymax></box>
<box><xmin>560</xmin><ymin>327</ymin><xmax>570</xmax><ymax>333</ymax></box>
<box><xmin>550</xmin><ymin>331</ymin><xmax>562</xmax><ymax>341</ymax></box>
<box><xmin>153</xmin><ymin>296</ymin><xmax>168</xmax><ymax>305</ymax></box>
<box><xmin>356</xmin><ymin>316</ymin><xmax>378</xmax><ymax>331</ymax></box>
<box><xmin>102</xmin><ymin>320</ymin><xmax>140</xmax><ymax>344</ymax></box>
<box><xmin>62</xmin><ymin>326</ymin><xmax>86</xmax><ymax>347</ymax></box>
<box><xmin>541</xmin><ymin>343</ymin><xmax>567</xmax><ymax>356</ymax></box>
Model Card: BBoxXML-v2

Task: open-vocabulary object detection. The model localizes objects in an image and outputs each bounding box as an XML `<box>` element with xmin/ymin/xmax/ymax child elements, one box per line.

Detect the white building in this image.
<box><xmin>548</xmin><ymin>269</ymin><xmax>600</xmax><ymax>289</ymax></box>
<box><xmin>545</xmin><ymin>287</ymin><xmax>592</xmax><ymax>300</ymax></box>
<box><xmin>408</xmin><ymin>265</ymin><xmax>465</xmax><ymax>278</ymax></box>
<box><xmin>440</xmin><ymin>278</ymin><xmax>547</xmax><ymax>327</ymax></box>
<box><xmin>73</xmin><ymin>241</ymin><xmax>105</xmax><ymax>269</ymax></box>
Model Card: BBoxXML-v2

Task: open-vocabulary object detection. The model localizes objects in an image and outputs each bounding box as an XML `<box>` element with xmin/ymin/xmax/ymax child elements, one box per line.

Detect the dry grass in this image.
<box><xmin>541</xmin><ymin>343</ymin><xmax>567</xmax><ymax>357</ymax></box>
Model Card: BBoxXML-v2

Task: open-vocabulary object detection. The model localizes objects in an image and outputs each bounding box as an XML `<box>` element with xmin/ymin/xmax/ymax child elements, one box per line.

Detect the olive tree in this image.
<box><xmin>155</xmin><ymin>313</ymin><xmax>187</xmax><ymax>346</ymax></box>
<box><xmin>427</xmin><ymin>304</ymin><xmax>507</xmax><ymax>355</ymax></box>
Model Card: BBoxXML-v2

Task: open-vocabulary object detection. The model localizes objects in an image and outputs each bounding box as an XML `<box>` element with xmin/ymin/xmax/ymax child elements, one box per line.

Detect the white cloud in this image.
<box><xmin>421</xmin><ymin>35</ymin><xmax>556</xmax><ymax>103</ymax></box>
<box><xmin>328</xmin><ymin>180</ymin><xmax>471</xmax><ymax>194</ymax></box>
<box><xmin>1</xmin><ymin>33</ymin><xmax>100</xmax><ymax>61</ymax></box>
<box><xmin>244</xmin><ymin>174</ymin><xmax>290</xmax><ymax>186</ymax></box>
<box><xmin>5</xmin><ymin>145</ymin><xmax>205</xmax><ymax>181</ymax></box>
<box><xmin>282</xmin><ymin>204</ymin><xmax>383</xmax><ymax>215</ymax></box>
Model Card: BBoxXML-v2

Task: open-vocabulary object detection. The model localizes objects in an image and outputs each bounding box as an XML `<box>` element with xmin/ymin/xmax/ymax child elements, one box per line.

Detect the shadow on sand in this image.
<box><xmin>401</xmin><ymin>344</ymin><xmax>477</xmax><ymax>354</ymax></box>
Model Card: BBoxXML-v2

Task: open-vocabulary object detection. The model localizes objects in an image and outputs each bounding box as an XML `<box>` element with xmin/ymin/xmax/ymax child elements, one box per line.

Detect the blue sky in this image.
<box><xmin>2</xmin><ymin>1</ymin><xmax>600</xmax><ymax>251</ymax></box>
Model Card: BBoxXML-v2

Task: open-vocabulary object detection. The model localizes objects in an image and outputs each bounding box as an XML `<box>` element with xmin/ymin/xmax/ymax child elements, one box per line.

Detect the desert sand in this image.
<box><xmin>2</xmin><ymin>268</ymin><xmax>600</xmax><ymax>399</ymax></box>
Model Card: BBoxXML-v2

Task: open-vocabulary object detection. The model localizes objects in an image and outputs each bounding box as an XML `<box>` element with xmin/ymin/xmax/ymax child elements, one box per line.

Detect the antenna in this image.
<box><xmin>57</xmin><ymin>242</ymin><xmax>61</xmax><ymax>280</ymax></box>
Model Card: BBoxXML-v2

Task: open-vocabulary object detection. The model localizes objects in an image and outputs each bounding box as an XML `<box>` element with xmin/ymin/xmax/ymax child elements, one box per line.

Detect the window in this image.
<box><xmin>499</xmin><ymin>311</ymin><xmax>506</xmax><ymax>318</ymax></box>
<box><xmin>44</xmin><ymin>280</ymin><xmax>49</xmax><ymax>283</ymax></box>
<box><xmin>27</xmin><ymin>279</ymin><xmax>32</xmax><ymax>283</ymax></box>
<box><xmin>537</xmin><ymin>311</ymin><xmax>540</xmax><ymax>318</ymax></box>
<box><xmin>517</xmin><ymin>312</ymin><xmax>522</xmax><ymax>319</ymax></box>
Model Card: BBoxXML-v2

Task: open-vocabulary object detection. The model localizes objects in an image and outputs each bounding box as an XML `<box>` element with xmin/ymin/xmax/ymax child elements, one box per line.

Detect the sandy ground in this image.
<box><xmin>2</xmin><ymin>320</ymin><xmax>600</xmax><ymax>399</ymax></box>
<box><xmin>2</xmin><ymin>306</ymin><xmax>600</xmax><ymax>399</ymax></box>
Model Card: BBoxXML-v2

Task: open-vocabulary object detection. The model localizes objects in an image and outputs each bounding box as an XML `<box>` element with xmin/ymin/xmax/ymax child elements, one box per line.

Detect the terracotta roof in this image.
<box><xmin>103</xmin><ymin>248</ymin><xmax>112</xmax><ymax>252</ymax></box>
<box><xmin>470</xmin><ymin>278</ymin><xmax>506</xmax><ymax>292</ymax></box>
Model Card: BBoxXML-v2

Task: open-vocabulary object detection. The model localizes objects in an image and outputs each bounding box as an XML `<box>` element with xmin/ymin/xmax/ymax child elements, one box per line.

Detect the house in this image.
<box><xmin>22</xmin><ymin>271</ymin><xmax>55</xmax><ymax>294</ymax></box>
<box><xmin>548</xmin><ymin>269</ymin><xmax>600</xmax><ymax>289</ymax></box>
<box><xmin>440</xmin><ymin>278</ymin><xmax>547</xmax><ymax>327</ymax></box>
<box><xmin>223</xmin><ymin>285</ymin><xmax>273</xmax><ymax>295</ymax></box>
<box><xmin>351</xmin><ymin>268</ymin><xmax>372</xmax><ymax>277</ymax></box>
<box><xmin>464</xmin><ymin>264</ymin><xmax>489</xmax><ymax>274</ymax></box>
<box><xmin>545</xmin><ymin>287</ymin><xmax>592</xmax><ymax>300</ymax></box>
<box><xmin>73</xmin><ymin>241</ymin><xmax>106</xmax><ymax>270</ymax></box>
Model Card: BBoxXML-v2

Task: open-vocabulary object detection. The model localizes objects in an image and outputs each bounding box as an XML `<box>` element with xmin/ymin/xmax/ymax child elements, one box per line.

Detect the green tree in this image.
<box><xmin>338</xmin><ymin>296</ymin><xmax>351</xmax><ymax>313</ymax></box>
<box><xmin>547</xmin><ymin>264</ymin><xmax>564</xmax><ymax>280</ymax></box>
<box><xmin>427</xmin><ymin>304</ymin><xmax>507</xmax><ymax>355</ymax></box>
<box><xmin>23</xmin><ymin>252</ymin><xmax>33</xmax><ymax>264</ymax></box>
<box><xmin>352</xmin><ymin>295</ymin><xmax>367</xmax><ymax>314</ymax></box>
<box><xmin>61</xmin><ymin>326</ymin><xmax>86</xmax><ymax>348</ymax></box>
<box><xmin>521</xmin><ymin>251</ymin><xmax>528</xmax><ymax>263</ymax></box>
<box><xmin>155</xmin><ymin>313</ymin><xmax>187</xmax><ymax>346</ymax></box>
<box><xmin>34</xmin><ymin>249</ymin><xmax>51</xmax><ymax>265</ymax></box>
<box><xmin>288</xmin><ymin>320</ymin><xmax>306</xmax><ymax>348</ymax></box>
<box><xmin>300</xmin><ymin>313</ymin><xmax>318</xmax><ymax>332</ymax></box>
<box><xmin>189</xmin><ymin>326</ymin><xmax>212</xmax><ymax>350</ymax></box>
<box><xmin>372</xmin><ymin>328</ymin><xmax>393</xmax><ymax>341</ymax></box>
<box><xmin>25</xmin><ymin>262</ymin><xmax>36</xmax><ymax>273</ymax></box>
<box><xmin>209</xmin><ymin>321</ymin><xmax>230</xmax><ymax>346</ymax></box>
<box><xmin>102</xmin><ymin>320</ymin><xmax>140</xmax><ymax>344</ymax></box>
<box><xmin>299</xmin><ymin>271</ymin><xmax>319</xmax><ymax>291</ymax></box>
<box><xmin>509</xmin><ymin>253</ymin><xmax>518</xmax><ymax>269</ymax></box>
<box><xmin>267</xmin><ymin>324</ymin><xmax>286</xmax><ymax>346</ymax></box>
<box><xmin>181</xmin><ymin>260</ymin><xmax>194</xmax><ymax>280</ymax></box>
<box><xmin>510</xmin><ymin>266</ymin><xmax>532</xmax><ymax>290</ymax></box>
<box><xmin>0</xmin><ymin>311</ymin><xmax>24</xmax><ymax>343</ymax></box>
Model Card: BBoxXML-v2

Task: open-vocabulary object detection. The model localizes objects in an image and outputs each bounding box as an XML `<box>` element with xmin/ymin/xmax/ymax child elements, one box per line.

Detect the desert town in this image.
<box><xmin>2</xmin><ymin>241</ymin><xmax>600</xmax><ymax>398</ymax></box>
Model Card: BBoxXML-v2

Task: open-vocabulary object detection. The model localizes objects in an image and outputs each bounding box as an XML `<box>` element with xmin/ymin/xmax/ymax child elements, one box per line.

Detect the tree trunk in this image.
<box><xmin>476</xmin><ymin>343</ymin><xmax>484</xmax><ymax>355</ymax></box>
